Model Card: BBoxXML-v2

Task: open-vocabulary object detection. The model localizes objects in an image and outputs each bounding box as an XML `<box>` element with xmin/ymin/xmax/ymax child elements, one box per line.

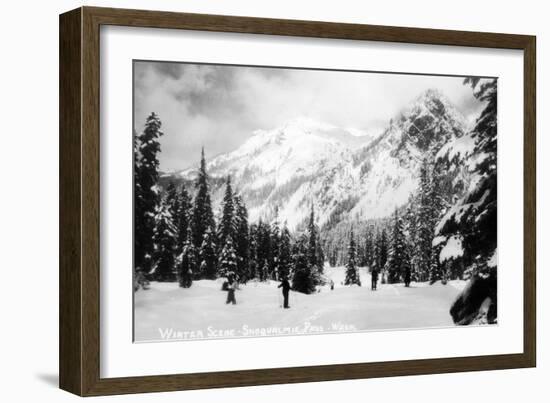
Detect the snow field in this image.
<box><xmin>134</xmin><ymin>266</ymin><xmax>466</xmax><ymax>342</ymax></box>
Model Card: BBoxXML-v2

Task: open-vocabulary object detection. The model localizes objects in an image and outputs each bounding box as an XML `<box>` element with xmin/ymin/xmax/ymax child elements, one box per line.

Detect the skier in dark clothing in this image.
<box><xmin>404</xmin><ymin>266</ymin><xmax>411</xmax><ymax>288</ymax></box>
<box><xmin>371</xmin><ymin>268</ymin><xmax>379</xmax><ymax>291</ymax></box>
<box><xmin>278</xmin><ymin>277</ymin><xmax>291</xmax><ymax>308</ymax></box>
<box><xmin>226</xmin><ymin>274</ymin><xmax>237</xmax><ymax>305</ymax></box>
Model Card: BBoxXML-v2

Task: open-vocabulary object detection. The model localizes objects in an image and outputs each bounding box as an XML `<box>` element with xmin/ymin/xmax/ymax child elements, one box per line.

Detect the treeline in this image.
<box><xmin>134</xmin><ymin>112</ymin><xmax>325</xmax><ymax>293</ymax></box>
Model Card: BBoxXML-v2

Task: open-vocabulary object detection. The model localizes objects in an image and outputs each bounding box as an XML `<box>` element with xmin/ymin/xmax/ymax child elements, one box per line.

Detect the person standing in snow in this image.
<box><xmin>226</xmin><ymin>273</ymin><xmax>237</xmax><ymax>305</ymax></box>
<box><xmin>278</xmin><ymin>276</ymin><xmax>291</xmax><ymax>308</ymax></box>
<box><xmin>404</xmin><ymin>266</ymin><xmax>411</xmax><ymax>288</ymax></box>
<box><xmin>371</xmin><ymin>267</ymin><xmax>379</xmax><ymax>291</ymax></box>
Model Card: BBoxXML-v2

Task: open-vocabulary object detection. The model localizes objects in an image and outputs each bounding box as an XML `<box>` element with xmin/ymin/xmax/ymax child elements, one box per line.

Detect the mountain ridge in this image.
<box><xmin>164</xmin><ymin>89</ymin><xmax>471</xmax><ymax>231</ymax></box>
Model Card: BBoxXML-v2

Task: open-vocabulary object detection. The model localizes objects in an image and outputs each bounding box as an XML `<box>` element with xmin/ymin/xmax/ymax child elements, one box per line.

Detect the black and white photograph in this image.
<box><xmin>132</xmin><ymin>61</ymin><xmax>498</xmax><ymax>342</ymax></box>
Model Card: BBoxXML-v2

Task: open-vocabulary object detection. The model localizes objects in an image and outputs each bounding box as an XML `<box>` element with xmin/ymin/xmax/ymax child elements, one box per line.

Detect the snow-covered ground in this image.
<box><xmin>134</xmin><ymin>266</ymin><xmax>467</xmax><ymax>342</ymax></box>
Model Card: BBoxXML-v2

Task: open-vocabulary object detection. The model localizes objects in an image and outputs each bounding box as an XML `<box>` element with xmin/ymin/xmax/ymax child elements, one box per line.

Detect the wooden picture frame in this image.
<box><xmin>59</xmin><ymin>6</ymin><xmax>536</xmax><ymax>396</ymax></box>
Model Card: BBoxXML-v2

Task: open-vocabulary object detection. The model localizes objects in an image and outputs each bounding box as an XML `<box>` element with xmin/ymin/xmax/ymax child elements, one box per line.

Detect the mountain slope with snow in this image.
<box><xmin>169</xmin><ymin>89</ymin><xmax>472</xmax><ymax>231</ymax></box>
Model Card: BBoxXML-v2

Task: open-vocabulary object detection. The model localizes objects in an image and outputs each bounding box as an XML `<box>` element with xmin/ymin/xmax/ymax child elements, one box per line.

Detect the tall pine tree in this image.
<box><xmin>152</xmin><ymin>199</ymin><xmax>177</xmax><ymax>282</ymax></box>
<box><xmin>248</xmin><ymin>224</ymin><xmax>259</xmax><ymax>280</ymax></box>
<box><xmin>135</xmin><ymin>113</ymin><xmax>163</xmax><ymax>276</ymax></box>
<box><xmin>175</xmin><ymin>185</ymin><xmax>191</xmax><ymax>255</ymax></box>
<box><xmin>364</xmin><ymin>227</ymin><xmax>375</xmax><ymax>269</ymax></box>
<box><xmin>191</xmin><ymin>148</ymin><xmax>216</xmax><ymax>252</ymax></box>
<box><xmin>270</xmin><ymin>207</ymin><xmax>281</xmax><ymax>280</ymax></box>
<box><xmin>278</xmin><ymin>224</ymin><xmax>292</xmax><ymax>280</ymax></box>
<box><xmin>233</xmin><ymin>195</ymin><xmax>250</xmax><ymax>281</ymax></box>
<box><xmin>177</xmin><ymin>226</ymin><xmax>195</xmax><ymax>288</ymax></box>
<box><xmin>291</xmin><ymin>235</ymin><xmax>316</xmax><ymax>294</ymax></box>
<box><xmin>386</xmin><ymin>210</ymin><xmax>408</xmax><ymax>284</ymax></box>
<box><xmin>255</xmin><ymin>219</ymin><xmax>272</xmax><ymax>280</ymax></box>
<box><xmin>344</xmin><ymin>229</ymin><xmax>360</xmax><ymax>286</ymax></box>
<box><xmin>218</xmin><ymin>176</ymin><xmax>236</xmax><ymax>253</ymax></box>
<box><xmin>416</xmin><ymin>158</ymin><xmax>435</xmax><ymax>282</ymax></box>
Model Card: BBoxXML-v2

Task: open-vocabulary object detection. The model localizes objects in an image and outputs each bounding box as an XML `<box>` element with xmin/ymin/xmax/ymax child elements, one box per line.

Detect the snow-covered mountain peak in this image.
<box><xmin>281</xmin><ymin>116</ymin><xmax>336</xmax><ymax>133</ymax></box>
<box><xmin>167</xmin><ymin>90</ymin><xmax>470</xmax><ymax>232</ymax></box>
<box><xmin>405</xmin><ymin>88</ymin><xmax>468</xmax><ymax>129</ymax></box>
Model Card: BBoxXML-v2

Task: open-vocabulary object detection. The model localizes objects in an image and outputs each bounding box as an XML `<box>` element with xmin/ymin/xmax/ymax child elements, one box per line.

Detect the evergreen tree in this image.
<box><xmin>291</xmin><ymin>235</ymin><xmax>316</xmax><ymax>294</ymax></box>
<box><xmin>165</xmin><ymin>182</ymin><xmax>179</xmax><ymax>218</ymax></box>
<box><xmin>175</xmin><ymin>185</ymin><xmax>191</xmax><ymax>255</ymax></box>
<box><xmin>374</xmin><ymin>229</ymin><xmax>389</xmax><ymax>283</ymax></box>
<box><xmin>199</xmin><ymin>226</ymin><xmax>217</xmax><ymax>280</ymax></box>
<box><xmin>248</xmin><ymin>224</ymin><xmax>259</xmax><ymax>280</ymax></box>
<box><xmin>218</xmin><ymin>176</ymin><xmax>236</xmax><ymax>253</ymax></box>
<box><xmin>307</xmin><ymin>204</ymin><xmax>318</xmax><ymax>268</ymax></box>
<box><xmin>218</xmin><ymin>236</ymin><xmax>237</xmax><ymax>278</ymax></box>
<box><xmin>270</xmin><ymin>208</ymin><xmax>281</xmax><ymax>279</ymax></box>
<box><xmin>191</xmin><ymin>148</ymin><xmax>216</xmax><ymax>252</ymax></box>
<box><xmin>416</xmin><ymin>158</ymin><xmax>435</xmax><ymax>282</ymax></box>
<box><xmin>378</xmin><ymin>229</ymin><xmax>388</xmax><ymax>271</ymax></box>
<box><xmin>152</xmin><ymin>199</ymin><xmax>177</xmax><ymax>282</ymax></box>
<box><xmin>233</xmin><ymin>195</ymin><xmax>250</xmax><ymax>281</ymax></box>
<box><xmin>315</xmin><ymin>235</ymin><xmax>325</xmax><ymax>272</ymax></box>
<box><xmin>438</xmin><ymin>78</ymin><xmax>498</xmax><ymax>278</ymax></box>
<box><xmin>135</xmin><ymin>113</ymin><xmax>163</xmax><ymax>276</ymax></box>
<box><xmin>364</xmin><ymin>227</ymin><xmax>375</xmax><ymax>269</ymax></box>
<box><xmin>278</xmin><ymin>224</ymin><xmax>292</xmax><ymax>280</ymax></box>
<box><xmin>177</xmin><ymin>226</ymin><xmax>195</xmax><ymax>288</ymax></box>
<box><xmin>404</xmin><ymin>195</ymin><xmax>419</xmax><ymax>281</ymax></box>
<box><xmin>344</xmin><ymin>229</ymin><xmax>361</xmax><ymax>286</ymax></box>
<box><xmin>255</xmin><ymin>219</ymin><xmax>272</xmax><ymax>280</ymax></box>
<box><xmin>386</xmin><ymin>210</ymin><xmax>408</xmax><ymax>284</ymax></box>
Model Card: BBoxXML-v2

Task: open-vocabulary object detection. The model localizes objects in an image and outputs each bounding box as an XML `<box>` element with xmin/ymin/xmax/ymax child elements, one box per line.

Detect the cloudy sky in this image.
<box><xmin>134</xmin><ymin>61</ymin><xmax>485</xmax><ymax>172</ymax></box>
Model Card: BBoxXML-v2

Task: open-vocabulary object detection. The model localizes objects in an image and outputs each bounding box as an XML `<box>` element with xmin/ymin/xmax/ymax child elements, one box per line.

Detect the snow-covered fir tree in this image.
<box><xmin>177</xmin><ymin>226</ymin><xmax>195</xmax><ymax>288</ymax></box>
<box><xmin>291</xmin><ymin>235</ymin><xmax>316</xmax><ymax>294</ymax></box>
<box><xmin>175</xmin><ymin>185</ymin><xmax>191</xmax><ymax>255</ymax></box>
<box><xmin>134</xmin><ymin>113</ymin><xmax>163</xmax><ymax>277</ymax></box>
<box><xmin>165</xmin><ymin>182</ymin><xmax>179</xmax><ymax>219</ymax></box>
<box><xmin>191</xmin><ymin>148</ymin><xmax>216</xmax><ymax>252</ymax></box>
<box><xmin>247</xmin><ymin>223</ymin><xmax>259</xmax><ymax>280</ymax></box>
<box><xmin>233</xmin><ymin>195</ymin><xmax>250</xmax><ymax>281</ymax></box>
<box><xmin>270</xmin><ymin>208</ymin><xmax>281</xmax><ymax>280</ymax></box>
<box><xmin>344</xmin><ymin>229</ymin><xmax>361</xmax><ymax>286</ymax></box>
<box><xmin>307</xmin><ymin>204</ymin><xmax>318</xmax><ymax>268</ymax></box>
<box><xmin>416</xmin><ymin>158</ymin><xmax>436</xmax><ymax>282</ymax></box>
<box><xmin>218</xmin><ymin>176</ymin><xmax>236</xmax><ymax>254</ymax></box>
<box><xmin>363</xmin><ymin>227</ymin><xmax>375</xmax><ymax>268</ymax></box>
<box><xmin>386</xmin><ymin>210</ymin><xmax>408</xmax><ymax>284</ymax></box>
<box><xmin>218</xmin><ymin>236</ymin><xmax>238</xmax><ymax>278</ymax></box>
<box><xmin>278</xmin><ymin>224</ymin><xmax>292</xmax><ymax>280</ymax></box>
<box><xmin>152</xmin><ymin>199</ymin><xmax>177</xmax><ymax>282</ymax></box>
<box><xmin>306</xmin><ymin>204</ymin><xmax>325</xmax><ymax>271</ymax></box>
<box><xmin>255</xmin><ymin>219</ymin><xmax>272</xmax><ymax>280</ymax></box>
<box><xmin>374</xmin><ymin>229</ymin><xmax>388</xmax><ymax>282</ymax></box>
<box><xmin>199</xmin><ymin>226</ymin><xmax>217</xmax><ymax>280</ymax></box>
<box><xmin>404</xmin><ymin>194</ymin><xmax>419</xmax><ymax>281</ymax></box>
<box><xmin>437</xmin><ymin>78</ymin><xmax>497</xmax><ymax>280</ymax></box>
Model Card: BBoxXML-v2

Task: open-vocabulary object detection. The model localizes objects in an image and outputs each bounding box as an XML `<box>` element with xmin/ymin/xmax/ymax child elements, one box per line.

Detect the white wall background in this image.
<box><xmin>0</xmin><ymin>0</ymin><xmax>546</xmax><ymax>401</ymax></box>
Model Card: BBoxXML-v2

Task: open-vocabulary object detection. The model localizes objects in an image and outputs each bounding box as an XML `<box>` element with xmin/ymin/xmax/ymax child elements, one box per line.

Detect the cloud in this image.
<box><xmin>134</xmin><ymin>61</ymin><xmax>485</xmax><ymax>172</ymax></box>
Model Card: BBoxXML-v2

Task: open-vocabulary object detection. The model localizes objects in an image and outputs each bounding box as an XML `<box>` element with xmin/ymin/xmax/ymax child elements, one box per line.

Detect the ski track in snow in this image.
<box><xmin>134</xmin><ymin>266</ymin><xmax>469</xmax><ymax>342</ymax></box>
